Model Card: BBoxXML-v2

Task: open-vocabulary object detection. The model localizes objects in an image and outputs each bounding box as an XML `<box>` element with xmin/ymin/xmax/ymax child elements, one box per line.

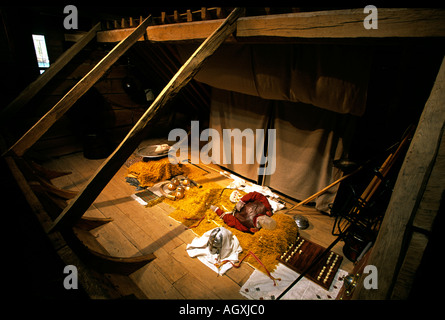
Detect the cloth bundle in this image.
<box><xmin>186</xmin><ymin>227</ymin><xmax>242</xmax><ymax>275</ymax></box>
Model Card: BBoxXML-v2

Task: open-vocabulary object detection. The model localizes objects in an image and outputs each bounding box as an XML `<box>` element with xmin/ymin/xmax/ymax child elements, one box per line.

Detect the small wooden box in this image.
<box><xmin>277</xmin><ymin>236</ymin><xmax>343</xmax><ymax>290</ymax></box>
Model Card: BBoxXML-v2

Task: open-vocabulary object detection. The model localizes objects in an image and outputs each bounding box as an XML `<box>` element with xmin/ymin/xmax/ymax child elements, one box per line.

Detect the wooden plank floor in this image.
<box><xmin>43</xmin><ymin>140</ymin><xmax>353</xmax><ymax>299</ymax></box>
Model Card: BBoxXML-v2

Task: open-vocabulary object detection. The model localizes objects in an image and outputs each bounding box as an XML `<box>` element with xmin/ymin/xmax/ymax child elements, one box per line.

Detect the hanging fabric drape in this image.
<box><xmin>176</xmin><ymin>43</ymin><xmax>372</xmax><ymax>116</ymax></box>
<box><xmin>209</xmin><ymin>88</ymin><xmax>356</xmax><ymax>212</ymax></box>
<box><xmin>175</xmin><ymin>43</ymin><xmax>371</xmax><ymax>212</ymax></box>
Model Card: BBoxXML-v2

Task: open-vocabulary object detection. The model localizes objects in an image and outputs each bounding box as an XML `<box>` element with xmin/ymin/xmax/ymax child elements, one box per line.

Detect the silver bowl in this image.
<box><xmin>293</xmin><ymin>214</ymin><xmax>309</xmax><ymax>230</ymax></box>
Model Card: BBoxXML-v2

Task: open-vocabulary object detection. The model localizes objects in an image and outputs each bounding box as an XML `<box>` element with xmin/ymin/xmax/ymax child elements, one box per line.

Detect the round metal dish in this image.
<box><xmin>293</xmin><ymin>214</ymin><xmax>309</xmax><ymax>230</ymax></box>
<box><xmin>136</xmin><ymin>145</ymin><xmax>170</xmax><ymax>159</ymax></box>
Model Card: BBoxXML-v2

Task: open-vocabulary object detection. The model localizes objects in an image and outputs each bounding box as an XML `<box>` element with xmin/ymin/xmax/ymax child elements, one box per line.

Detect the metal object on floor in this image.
<box><xmin>293</xmin><ymin>214</ymin><xmax>309</xmax><ymax>230</ymax></box>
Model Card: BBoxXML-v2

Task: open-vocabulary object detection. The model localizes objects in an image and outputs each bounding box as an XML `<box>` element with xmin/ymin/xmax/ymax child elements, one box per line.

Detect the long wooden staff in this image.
<box><xmin>360</xmin><ymin>126</ymin><xmax>414</xmax><ymax>206</ymax></box>
<box><xmin>294</xmin><ymin>125</ymin><xmax>414</xmax><ymax>209</ymax></box>
<box><xmin>293</xmin><ymin>165</ymin><xmax>364</xmax><ymax>208</ymax></box>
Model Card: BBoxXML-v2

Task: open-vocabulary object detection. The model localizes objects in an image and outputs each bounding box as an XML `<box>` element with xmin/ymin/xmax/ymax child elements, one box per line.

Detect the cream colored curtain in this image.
<box><xmin>177</xmin><ymin>43</ymin><xmax>371</xmax><ymax>116</ymax></box>
<box><xmin>268</xmin><ymin>101</ymin><xmax>355</xmax><ymax>212</ymax></box>
<box><xmin>175</xmin><ymin>43</ymin><xmax>369</xmax><ymax>212</ymax></box>
<box><xmin>209</xmin><ymin>88</ymin><xmax>355</xmax><ymax>212</ymax></box>
<box><xmin>209</xmin><ymin>88</ymin><xmax>271</xmax><ymax>181</ymax></box>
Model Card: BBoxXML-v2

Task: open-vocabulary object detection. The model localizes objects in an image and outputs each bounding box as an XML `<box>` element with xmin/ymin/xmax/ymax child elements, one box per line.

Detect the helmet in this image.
<box><xmin>206</xmin><ymin>227</ymin><xmax>238</xmax><ymax>260</ymax></box>
<box><xmin>207</xmin><ymin>227</ymin><xmax>224</xmax><ymax>255</ymax></box>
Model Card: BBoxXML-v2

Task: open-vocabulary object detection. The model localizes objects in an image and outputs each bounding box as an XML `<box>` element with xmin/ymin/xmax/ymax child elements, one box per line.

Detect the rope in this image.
<box><xmin>218</xmin><ymin>251</ymin><xmax>281</xmax><ymax>286</ymax></box>
<box><xmin>185</xmin><ymin>215</ymin><xmax>206</xmax><ymax>228</ymax></box>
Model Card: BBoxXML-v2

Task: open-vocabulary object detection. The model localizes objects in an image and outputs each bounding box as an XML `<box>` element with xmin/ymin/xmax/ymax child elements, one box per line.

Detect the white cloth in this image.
<box><xmin>240</xmin><ymin>263</ymin><xmax>348</xmax><ymax>300</ymax></box>
<box><xmin>223</xmin><ymin>171</ymin><xmax>285</xmax><ymax>212</ymax></box>
<box><xmin>186</xmin><ymin>227</ymin><xmax>242</xmax><ymax>275</ymax></box>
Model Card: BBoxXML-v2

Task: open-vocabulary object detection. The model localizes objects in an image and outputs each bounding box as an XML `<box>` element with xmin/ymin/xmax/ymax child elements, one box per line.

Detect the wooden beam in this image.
<box><xmin>75</xmin><ymin>216</ymin><xmax>114</xmax><ymax>231</ymax></box>
<box><xmin>96</xmin><ymin>8</ymin><xmax>445</xmax><ymax>44</ymax></box>
<box><xmin>1</xmin><ymin>149</ymin><xmax>117</xmax><ymax>298</ymax></box>
<box><xmin>29</xmin><ymin>160</ymin><xmax>72</xmax><ymax>180</ymax></box>
<box><xmin>390</xmin><ymin>231</ymin><xmax>429</xmax><ymax>299</ymax></box>
<box><xmin>97</xmin><ymin>19</ymin><xmax>226</xmax><ymax>43</ymax></box>
<box><xmin>237</xmin><ymin>8</ymin><xmax>445</xmax><ymax>39</ymax></box>
<box><xmin>5</xmin><ymin>16</ymin><xmax>152</xmax><ymax>157</ymax></box>
<box><xmin>0</xmin><ymin>22</ymin><xmax>101</xmax><ymax>123</ymax></box>
<box><xmin>48</xmin><ymin>8</ymin><xmax>244</xmax><ymax>232</ymax></box>
<box><xmin>68</xmin><ymin>227</ymin><xmax>156</xmax><ymax>275</ymax></box>
<box><xmin>352</xmin><ymin>55</ymin><xmax>445</xmax><ymax>299</ymax></box>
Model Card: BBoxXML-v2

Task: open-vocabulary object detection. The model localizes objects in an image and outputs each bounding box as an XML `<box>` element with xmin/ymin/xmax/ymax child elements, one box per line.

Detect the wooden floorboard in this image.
<box><xmin>43</xmin><ymin>142</ymin><xmax>354</xmax><ymax>299</ymax></box>
<box><xmin>45</xmin><ymin>151</ymin><xmax>247</xmax><ymax>299</ymax></box>
<box><xmin>170</xmin><ymin>243</ymin><xmax>246</xmax><ymax>299</ymax></box>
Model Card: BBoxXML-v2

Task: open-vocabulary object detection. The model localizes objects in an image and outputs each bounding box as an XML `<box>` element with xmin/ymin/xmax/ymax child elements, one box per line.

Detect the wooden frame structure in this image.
<box><xmin>2</xmin><ymin>7</ymin><xmax>244</xmax><ymax>297</ymax></box>
<box><xmin>2</xmin><ymin>7</ymin><xmax>445</xmax><ymax>299</ymax></box>
<box><xmin>96</xmin><ymin>8</ymin><xmax>445</xmax><ymax>43</ymax></box>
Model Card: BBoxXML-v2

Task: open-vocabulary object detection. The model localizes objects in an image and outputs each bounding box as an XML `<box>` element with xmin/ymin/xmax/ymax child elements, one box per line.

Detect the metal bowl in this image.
<box><xmin>137</xmin><ymin>144</ymin><xmax>170</xmax><ymax>159</ymax></box>
<box><xmin>293</xmin><ymin>214</ymin><xmax>309</xmax><ymax>230</ymax></box>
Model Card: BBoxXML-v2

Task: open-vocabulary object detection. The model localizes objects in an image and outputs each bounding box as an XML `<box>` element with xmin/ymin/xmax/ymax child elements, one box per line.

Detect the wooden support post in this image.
<box><xmin>5</xmin><ymin>16</ymin><xmax>152</xmax><ymax>158</ymax></box>
<box><xmin>352</xmin><ymin>56</ymin><xmax>445</xmax><ymax>299</ymax></box>
<box><xmin>0</xmin><ymin>22</ymin><xmax>101</xmax><ymax>123</ymax></box>
<box><xmin>161</xmin><ymin>12</ymin><xmax>167</xmax><ymax>24</ymax></box>
<box><xmin>201</xmin><ymin>7</ymin><xmax>210</xmax><ymax>20</ymax></box>
<box><xmin>187</xmin><ymin>9</ymin><xmax>193</xmax><ymax>22</ymax></box>
<box><xmin>173</xmin><ymin>10</ymin><xmax>180</xmax><ymax>23</ymax></box>
<box><xmin>216</xmin><ymin>7</ymin><xmax>225</xmax><ymax>19</ymax></box>
<box><xmin>48</xmin><ymin>7</ymin><xmax>244</xmax><ymax>232</ymax></box>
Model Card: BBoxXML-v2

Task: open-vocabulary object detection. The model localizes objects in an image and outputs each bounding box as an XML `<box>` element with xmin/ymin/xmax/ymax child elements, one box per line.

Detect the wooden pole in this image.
<box><xmin>293</xmin><ymin>166</ymin><xmax>364</xmax><ymax>208</ymax></box>
<box><xmin>361</xmin><ymin>127</ymin><xmax>414</xmax><ymax>205</ymax></box>
<box><xmin>5</xmin><ymin>16</ymin><xmax>152</xmax><ymax>157</ymax></box>
<box><xmin>295</xmin><ymin>125</ymin><xmax>414</xmax><ymax>209</ymax></box>
<box><xmin>48</xmin><ymin>7</ymin><xmax>244</xmax><ymax>232</ymax></box>
<box><xmin>0</xmin><ymin>22</ymin><xmax>101</xmax><ymax>124</ymax></box>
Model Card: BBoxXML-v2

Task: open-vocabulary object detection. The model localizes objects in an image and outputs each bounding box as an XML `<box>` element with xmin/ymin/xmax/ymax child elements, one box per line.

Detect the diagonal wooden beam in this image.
<box><xmin>352</xmin><ymin>55</ymin><xmax>445</xmax><ymax>299</ymax></box>
<box><xmin>5</xmin><ymin>16</ymin><xmax>152</xmax><ymax>157</ymax></box>
<box><xmin>48</xmin><ymin>7</ymin><xmax>244</xmax><ymax>232</ymax></box>
<box><xmin>0</xmin><ymin>22</ymin><xmax>101</xmax><ymax>124</ymax></box>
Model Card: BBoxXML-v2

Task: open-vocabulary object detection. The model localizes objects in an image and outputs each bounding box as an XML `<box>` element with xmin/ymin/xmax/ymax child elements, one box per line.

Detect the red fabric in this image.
<box><xmin>240</xmin><ymin>191</ymin><xmax>272</xmax><ymax>216</ymax></box>
<box><xmin>215</xmin><ymin>191</ymin><xmax>273</xmax><ymax>233</ymax></box>
<box><xmin>215</xmin><ymin>208</ymin><xmax>255</xmax><ymax>233</ymax></box>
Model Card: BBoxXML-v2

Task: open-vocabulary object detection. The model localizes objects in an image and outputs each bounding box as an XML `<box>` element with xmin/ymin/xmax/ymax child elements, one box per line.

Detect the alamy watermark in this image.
<box><xmin>63</xmin><ymin>265</ymin><xmax>78</xmax><ymax>290</ymax></box>
<box><xmin>168</xmin><ymin>121</ymin><xmax>277</xmax><ymax>175</ymax></box>
<box><xmin>363</xmin><ymin>264</ymin><xmax>378</xmax><ymax>289</ymax></box>
<box><xmin>63</xmin><ymin>5</ymin><xmax>78</xmax><ymax>30</ymax></box>
<box><xmin>364</xmin><ymin>5</ymin><xmax>378</xmax><ymax>30</ymax></box>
